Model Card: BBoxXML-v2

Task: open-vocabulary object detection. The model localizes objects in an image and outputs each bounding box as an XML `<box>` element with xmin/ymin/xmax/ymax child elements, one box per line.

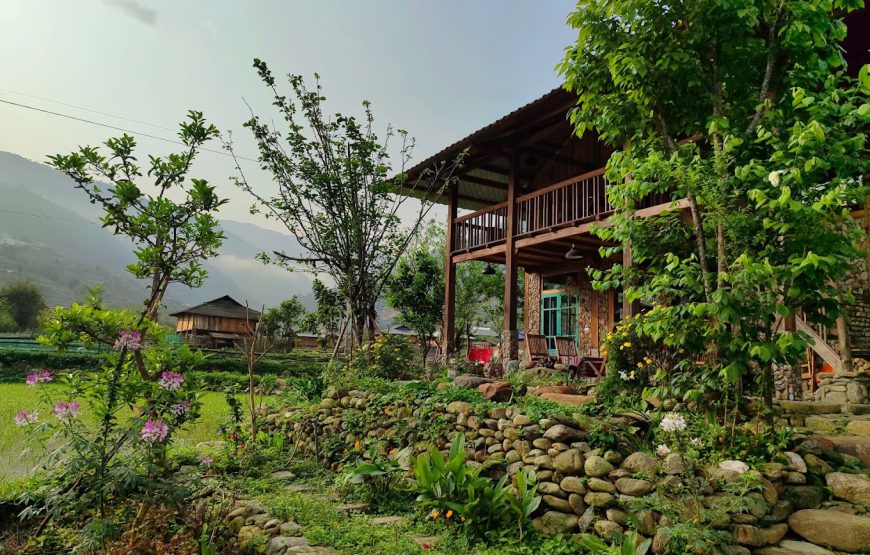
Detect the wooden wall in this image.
<box><xmin>175</xmin><ymin>314</ymin><xmax>255</xmax><ymax>334</ymax></box>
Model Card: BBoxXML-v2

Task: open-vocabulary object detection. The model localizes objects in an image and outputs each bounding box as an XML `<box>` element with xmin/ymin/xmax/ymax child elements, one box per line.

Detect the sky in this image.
<box><xmin>0</xmin><ymin>0</ymin><xmax>577</xmax><ymax>229</ymax></box>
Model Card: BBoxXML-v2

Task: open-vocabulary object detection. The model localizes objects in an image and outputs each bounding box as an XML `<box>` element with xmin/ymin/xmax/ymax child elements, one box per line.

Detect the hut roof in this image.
<box><xmin>170</xmin><ymin>295</ymin><xmax>261</xmax><ymax>320</ymax></box>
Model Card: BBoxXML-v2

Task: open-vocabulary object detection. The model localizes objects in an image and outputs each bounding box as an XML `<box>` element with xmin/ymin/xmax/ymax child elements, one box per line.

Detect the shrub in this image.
<box><xmin>354</xmin><ymin>334</ymin><xmax>420</xmax><ymax>380</ymax></box>
<box><xmin>412</xmin><ymin>433</ymin><xmax>540</xmax><ymax>539</ymax></box>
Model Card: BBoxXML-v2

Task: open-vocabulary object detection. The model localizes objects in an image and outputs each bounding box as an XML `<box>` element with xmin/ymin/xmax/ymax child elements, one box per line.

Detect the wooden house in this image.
<box><xmin>401</xmin><ymin>25</ymin><xmax>870</xmax><ymax>379</ymax></box>
<box><xmin>171</xmin><ymin>295</ymin><xmax>260</xmax><ymax>349</ymax></box>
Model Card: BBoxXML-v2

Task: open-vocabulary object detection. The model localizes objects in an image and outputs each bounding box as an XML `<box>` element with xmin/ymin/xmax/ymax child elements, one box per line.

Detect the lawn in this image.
<box><xmin>0</xmin><ymin>383</ymin><xmax>248</xmax><ymax>479</ymax></box>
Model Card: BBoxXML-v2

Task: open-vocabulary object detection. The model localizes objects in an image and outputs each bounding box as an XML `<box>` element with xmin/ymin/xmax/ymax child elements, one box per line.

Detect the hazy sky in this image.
<box><xmin>0</xmin><ymin>1</ymin><xmax>577</xmax><ymax>228</ymax></box>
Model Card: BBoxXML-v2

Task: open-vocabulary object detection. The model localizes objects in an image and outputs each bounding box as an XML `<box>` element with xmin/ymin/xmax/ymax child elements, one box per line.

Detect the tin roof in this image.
<box><xmin>170</xmin><ymin>295</ymin><xmax>261</xmax><ymax>320</ymax></box>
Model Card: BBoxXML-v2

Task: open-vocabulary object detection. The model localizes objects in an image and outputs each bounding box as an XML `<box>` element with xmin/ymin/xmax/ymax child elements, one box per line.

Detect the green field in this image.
<box><xmin>0</xmin><ymin>383</ymin><xmax>246</xmax><ymax>479</ymax></box>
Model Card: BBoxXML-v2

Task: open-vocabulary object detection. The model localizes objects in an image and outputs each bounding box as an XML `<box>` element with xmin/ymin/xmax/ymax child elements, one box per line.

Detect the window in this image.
<box><xmin>541</xmin><ymin>291</ymin><xmax>579</xmax><ymax>353</ymax></box>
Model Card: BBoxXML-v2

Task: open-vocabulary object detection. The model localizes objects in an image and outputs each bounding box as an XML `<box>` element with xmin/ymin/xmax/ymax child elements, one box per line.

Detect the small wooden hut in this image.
<box><xmin>171</xmin><ymin>295</ymin><xmax>260</xmax><ymax>349</ymax></box>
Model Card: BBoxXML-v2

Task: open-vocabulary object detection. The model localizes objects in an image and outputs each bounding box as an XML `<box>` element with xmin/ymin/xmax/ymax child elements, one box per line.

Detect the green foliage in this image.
<box><xmin>355</xmin><ymin>334</ymin><xmax>420</xmax><ymax>380</ymax></box>
<box><xmin>307</xmin><ymin>279</ymin><xmax>346</xmax><ymax>345</ymax></box>
<box><xmin>260</xmin><ymin>296</ymin><xmax>307</xmax><ymax>342</ymax></box>
<box><xmin>236</xmin><ymin>61</ymin><xmax>462</xmax><ymax>346</ymax></box>
<box><xmin>559</xmin><ymin>0</ymin><xmax>869</xmax><ymax>422</ymax></box>
<box><xmin>342</xmin><ymin>445</ymin><xmax>414</xmax><ymax>511</ymax></box>
<box><xmin>386</xmin><ymin>248</ymin><xmax>444</xmax><ymax>366</ymax></box>
<box><xmin>576</xmin><ymin>531</ymin><xmax>651</xmax><ymax>555</ymax></box>
<box><xmin>0</xmin><ymin>280</ymin><xmax>46</xmax><ymax>330</ymax></box>
<box><xmin>412</xmin><ymin>433</ymin><xmax>539</xmax><ymax>539</ymax></box>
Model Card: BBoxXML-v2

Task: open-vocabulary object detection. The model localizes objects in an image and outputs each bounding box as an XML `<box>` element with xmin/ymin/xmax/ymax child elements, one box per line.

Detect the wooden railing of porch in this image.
<box><xmin>451</xmin><ymin>168</ymin><xmax>671</xmax><ymax>254</ymax></box>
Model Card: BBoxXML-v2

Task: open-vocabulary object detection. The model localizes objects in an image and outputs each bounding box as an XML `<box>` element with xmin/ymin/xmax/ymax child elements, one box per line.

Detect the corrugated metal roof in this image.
<box><xmin>170</xmin><ymin>295</ymin><xmax>261</xmax><ymax>320</ymax></box>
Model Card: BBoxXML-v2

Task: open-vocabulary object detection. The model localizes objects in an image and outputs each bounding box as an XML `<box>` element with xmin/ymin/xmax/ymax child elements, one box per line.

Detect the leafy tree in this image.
<box><xmin>558</xmin><ymin>0</ymin><xmax>868</xmax><ymax>419</ymax></box>
<box><xmin>230</xmin><ymin>60</ymin><xmax>463</xmax><ymax>348</ymax></box>
<box><xmin>386</xmin><ymin>249</ymin><xmax>444</xmax><ymax>366</ymax></box>
<box><xmin>23</xmin><ymin>112</ymin><xmax>225</xmax><ymax>543</ymax></box>
<box><xmin>0</xmin><ymin>298</ymin><xmax>17</xmax><ymax>332</ymax></box>
<box><xmin>308</xmin><ymin>278</ymin><xmax>346</xmax><ymax>346</ymax></box>
<box><xmin>260</xmin><ymin>296</ymin><xmax>307</xmax><ymax>345</ymax></box>
<box><xmin>0</xmin><ymin>280</ymin><xmax>45</xmax><ymax>330</ymax></box>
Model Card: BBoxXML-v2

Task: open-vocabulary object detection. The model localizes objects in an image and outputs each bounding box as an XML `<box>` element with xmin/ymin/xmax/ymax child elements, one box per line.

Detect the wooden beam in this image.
<box><xmin>452</xmin><ymin>244</ymin><xmax>506</xmax><ymax>263</ymax></box>
<box><xmin>443</xmin><ymin>183</ymin><xmax>458</xmax><ymax>357</ymax></box>
<box><xmin>461</xmin><ymin>173</ymin><xmax>508</xmax><ymax>188</ymax></box>
<box><xmin>521</xmin><ymin>146</ymin><xmax>592</xmax><ymax>168</ymax></box>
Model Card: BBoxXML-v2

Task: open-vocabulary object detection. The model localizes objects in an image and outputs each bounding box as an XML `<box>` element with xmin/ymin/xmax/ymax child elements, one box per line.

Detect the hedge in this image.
<box><xmin>0</xmin><ymin>349</ymin><xmax>323</xmax><ymax>383</ymax></box>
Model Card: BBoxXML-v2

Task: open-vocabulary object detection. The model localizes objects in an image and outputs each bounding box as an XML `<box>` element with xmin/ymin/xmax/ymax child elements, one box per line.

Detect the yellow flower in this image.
<box><xmin>430</xmin><ymin>510</ymin><xmax>440</xmax><ymax>519</ymax></box>
<box><xmin>446</xmin><ymin>510</ymin><xmax>454</xmax><ymax>518</ymax></box>
<box><xmin>460</xmin><ymin>516</ymin><xmax>466</xmax><ymax>522</ymax></box>
<box><xmin>636</xmin><ymin>362</ymin><xmax>644</xmax><ymax>368</ymax></box>
<box><xmin>354</xmin><ymin>440</ymin><xmax>361</xmax><ymax>450</ymax></box>
<box><xmin>622</xmin><ymin>342</ymin><xmax>632</xmax><ymax>348</ymax></box>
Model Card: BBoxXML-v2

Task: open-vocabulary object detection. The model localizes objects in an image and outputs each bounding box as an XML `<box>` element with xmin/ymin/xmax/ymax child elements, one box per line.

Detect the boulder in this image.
<box><xmin>543</xmin><ymin>424</ymin><xmax>585</xmax><ymax>443</ymax></box>
<box><xmin>621</xmin><ymin>452</ymin><xmax>657</xmax><ymax>476</ymax></box>
<box><xmin>826</xmin><ymin>435</ymin><xmax>870</xmax><ymax>466</ymax></box>
<box><xmin>531</xmin><ymin>385</ymin><xmax>578</xmax><ymax>396</ymax></box>
<box><xmin>584</xmin><ymin>455</ymin><xmax>615</xmax><ymax>477</ymax></box>
<box><xmin>663</xmin><ymin>453</ymin><xmax>686</xmax><ymax>475</ymax></box>
<box><xmin>826</xmin><ymin>472</ymin><xmax>870</xmax><ymax>507</ymax></box>
<box><xmin>584</xmin><ymin>491</ymin><xmax>615</xmax><ymax>508</ymax></box>
<box><xmin>478</xmin><ymin>381</ymin><xmax>514</xmax><ymax>402</ymax></box>
<box><xmin>446</xmin><ymin>401</ymin><xmax>473</xmax><ymax>415</ymax></box>
<box><xmin>781</xmin><ymin>486</ymin><xmax>824</xmax><ymax>510</ymax></box>
<box><xmin>845</xmin><ymin>419</ymin><xmax>870</xmax><ymax>436</ymax></box>
<box><xmin>552</xmin><ymin>449</ymin><xmax>584</xmax><ymax>474</ymax></box>
<box><xmin>594</xmin><ymin>519</ymin><xmax>623</xmax><ymax>541</ymax></box>
<box><xmin>531</xmin><ymin>511</ymin><xmax>579</xmax><ymax>536</ymax></box>
<box><xmin>542</xmin><ymin>494</ymin><xmax>572</xmax><ymax>512</ymax></box>
<box><xmin>758</xmin><ymin>540</ymin><xmax>835</xmax><ymax>554</ymax></box>
<box><xmin>587</xmin><ymin>477</ymin><xmax>616</xmax><ymax>493</ymax></box>
<box><xmin>568</xmin><ymin>493</ymin><xmax>586</xmax><ymax>515</ymax></box>
<box><xmin>784</xmin><ymin>452</ymin><xmax>807</xmax><ymax>473</ymax></box>
<box><xmin>719</xmin><ymin>460</ymin><xmax>749</xmax><ymax>474</ymax></box>
<box><xmin>539</xmin><ymin>392</ymin><xmax>594</xmax><ymax>407</ymax></box>
<box><xmin>615</xmin><ymin>477</ymin><xmax>654</xmax><ymax>497</ymax></box>
<box><xmin>788</xmin><ymin>509</ymin><xmax>870</xmax><ymax>553</ymax></box>
<box><xmin>560</xmin><ymin>476</ymin><xmax>587</xmax><ymax>494</ymax></box>
<box><xmin>453</xmin><ymin>374</ymin><xmax>491</xmax><ymax>389</ymax></box>
<box><xmin>731</xmin><ymin>523</ymin><xmax>787</xmax><ymax>547</ymax></box>
<box><xmin>267</xmin><ymin>535</ymin><xmax>310</xmax><ymax>555</ymax></box>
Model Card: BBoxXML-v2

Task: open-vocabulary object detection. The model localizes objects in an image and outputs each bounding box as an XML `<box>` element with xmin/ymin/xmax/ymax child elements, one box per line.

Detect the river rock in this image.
<box><xmin>826</xmin><ymin>472</ymin><xmax>870</xmax><ymax>507</ymax></box>
<box><xmin>788</xmin><ymin>509</ymin><xmax>870</xmax><ymax>553</ymax></box>
<box><xmin>621</xmin><ymin>452</ymin><xmax>657</xmax><ymax>476</ymax></box>
<box><xmin>615</xmin><ymin>477</ymin><xmax>653</xmax><ymax>496</ymax></box>
<box><xmin>453</xmin><ymin>374</ymin><xmax>491</xmax><ymax>389</ymax></box>
<box><xmin>584</xmin><ymin>455</ymin><xmax>614</xmax><ymax>477</ymax></box>
<box><xmin>553</xmin><ymin>449</ymin><xmax>584</xmax><ymax>474</ymax></box>
<box><xmin>531</xmin><ymin>511</ymin><xmax>579</xmax><ymax>536</ymax></box>
<box><xmin>544</xmin><ymin>424</ymin><xmax>585</xmax><ymax>443</ymax></box>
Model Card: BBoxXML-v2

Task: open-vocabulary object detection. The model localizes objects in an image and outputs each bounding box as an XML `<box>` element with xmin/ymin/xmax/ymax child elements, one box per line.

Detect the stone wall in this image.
<box><xmin>525</xmin><ymin>272</ymin><xmax>542</xmax><ymax>336</ymax></box>
<box><xmin>844</xmin><ymin>257</ymin><xmax>870</xmax><ymax>353</ymax></box>
<box><xmin>262</xmin><ymin>388</ymin><xmax>870</xmax><ymax>552</ymax></box>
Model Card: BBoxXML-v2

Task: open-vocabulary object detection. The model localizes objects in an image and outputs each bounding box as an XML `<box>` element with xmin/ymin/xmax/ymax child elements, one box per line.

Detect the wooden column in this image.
<box><xmin>622</xmin><ymin>240</ymin><xmax>641</xmax><ymax>317</ymax></box>
<box><xmin>502</xmin><ymin>152</ymin><xmax>519</xmax><ymax>363</ymax></box>
<box><xmin>443</xmin><ymin>183</ymin><xmax>458</xmax><ymax>359</ymax></box>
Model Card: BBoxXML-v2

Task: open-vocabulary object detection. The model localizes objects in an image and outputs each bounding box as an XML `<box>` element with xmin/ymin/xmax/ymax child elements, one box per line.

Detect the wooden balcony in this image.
<box><xmin>450</xmin><ymin>168</ymin><xmax>674</xmax><ymax>260</ymax></box>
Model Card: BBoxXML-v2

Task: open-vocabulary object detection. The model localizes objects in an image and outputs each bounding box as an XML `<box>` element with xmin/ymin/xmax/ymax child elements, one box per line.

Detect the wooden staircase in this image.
<box><xmin>795</xmin><ymin>312</ymin><xmax>844</xmax><ymax>375</ymax></box>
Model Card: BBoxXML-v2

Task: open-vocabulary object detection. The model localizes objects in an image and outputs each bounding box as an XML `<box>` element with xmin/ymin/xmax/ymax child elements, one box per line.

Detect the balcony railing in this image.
<box><xmin>450</xmin><ymin>168</ymin><xmax>673</xmax><ymax>254</ymax></box>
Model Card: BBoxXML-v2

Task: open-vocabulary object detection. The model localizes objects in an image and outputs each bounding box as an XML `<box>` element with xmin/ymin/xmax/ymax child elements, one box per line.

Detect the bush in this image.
<box><xmin>354</xmin><ymin>334</ymin><xmax>420</xmax><ymax>380</ymax></box>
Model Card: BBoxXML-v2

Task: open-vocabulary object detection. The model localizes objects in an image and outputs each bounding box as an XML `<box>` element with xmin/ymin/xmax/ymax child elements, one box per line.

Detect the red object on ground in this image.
<box><xmin>468</xmin><ymin>344</ymin><xmax>494</xmax><ymax>364</ymax></box>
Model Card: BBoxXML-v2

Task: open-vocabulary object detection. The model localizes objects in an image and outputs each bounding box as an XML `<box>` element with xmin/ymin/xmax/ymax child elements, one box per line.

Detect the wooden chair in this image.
<box><xmin>555</xmin><ymin>336</ymin><xmax>579</xmax><ymax>368</ymax></box>
<box><xmin>525</xmin><ymin>334</ymin><xmax>553</xmax><ymax>366</ymax></box>
<box><xmin>576</xmin><ymin>356</ymin><xmax>606</xmax><ymax>380</ymax></box>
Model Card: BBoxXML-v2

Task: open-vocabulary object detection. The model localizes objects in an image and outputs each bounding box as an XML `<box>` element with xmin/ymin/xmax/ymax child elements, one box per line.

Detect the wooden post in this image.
<box><xmin>502</xmin><ymin>152</ymin><xmax>519</xmax><ymax>363</ymax></box>
<box><xmin>443</xmin><ymin>182</ymin><xmax>458</xmax><ymax>359</ymax></box>
<box><xmin>622</xmin><ymin>240</ymin><xmax>641</xmax><ymax>317</ymax></box>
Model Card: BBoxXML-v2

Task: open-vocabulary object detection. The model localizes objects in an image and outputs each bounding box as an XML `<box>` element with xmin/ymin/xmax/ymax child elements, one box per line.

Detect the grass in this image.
<box><xmin>0</xmin><ymin>383</ymin><xmax>253</xmax><ymax>480</ymax></box>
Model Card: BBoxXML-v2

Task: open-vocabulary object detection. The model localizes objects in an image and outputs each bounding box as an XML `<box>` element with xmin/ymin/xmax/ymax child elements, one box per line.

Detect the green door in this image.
<box><xmin>541</xmin><ymin>291</ymin><xmax>578</xmax><ymax>354</ymax></box>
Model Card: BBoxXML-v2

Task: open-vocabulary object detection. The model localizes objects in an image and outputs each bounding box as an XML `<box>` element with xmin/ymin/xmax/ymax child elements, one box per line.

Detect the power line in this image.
<box><xmin>0</xmin><ymin>87</ymin><xmax>176</xmax><ymax>132</ymax></box>
<box><xmin>0</xmin><ymin>98</ymin><xmax>260</xmax><ymax>163</ymax></box>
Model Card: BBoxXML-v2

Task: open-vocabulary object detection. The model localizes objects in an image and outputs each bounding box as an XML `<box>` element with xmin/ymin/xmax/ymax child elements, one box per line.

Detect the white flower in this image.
<box><xmin>659</xmin><ymin>412</ymin><xmax>687</xmax><ymax>433</ymax></box>
<box><xmin>656</xmin><ymin>444</ymin><xmax>671</xmax><ymax>457</ymax></box>
<box><xmin>690</xmin><ymin>437</ymin><xmax>702</xmax><ymax>447</ymax></box>
<box><xmin>618</xmin><ymin>370</ymin><xmax>635</xmax><ymax>381</ymax></box>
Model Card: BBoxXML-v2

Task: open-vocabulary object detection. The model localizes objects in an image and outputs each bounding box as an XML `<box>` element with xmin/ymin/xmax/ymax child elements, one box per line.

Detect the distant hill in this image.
<box><xmin>0</xmin><ymin>151</ymin><xmax>315</xmax><ymax>314</ymax></box>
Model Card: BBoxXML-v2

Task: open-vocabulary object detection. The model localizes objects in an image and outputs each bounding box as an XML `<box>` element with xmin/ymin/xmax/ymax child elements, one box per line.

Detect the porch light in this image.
<box><xmin>482</xmin><ymin>264</ymin><xmax>496</xmax><ymax>276</ymax></box>
<box><xmin>565</xmin><ymin>244</ymin><xmax>583</xmax><ymax>260</ymax></box>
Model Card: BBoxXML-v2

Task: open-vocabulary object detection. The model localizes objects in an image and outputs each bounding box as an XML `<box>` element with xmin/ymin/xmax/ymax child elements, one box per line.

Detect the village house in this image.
<box><xmin>403</xmin><ymin>83</ymin><xmax>869</xmax><ymax>398</ymax></box>
<box><xmin>171</xmin><ymin>295</ymin><xmax>260</xmax><ymax>349</ymax></box>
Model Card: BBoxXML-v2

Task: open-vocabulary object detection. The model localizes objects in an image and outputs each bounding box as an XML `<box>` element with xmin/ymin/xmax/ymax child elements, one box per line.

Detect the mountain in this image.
<box><xmin>0</xmin><ymin>151</ymin><xmax>315</xmax><ymax>315</ymax></box>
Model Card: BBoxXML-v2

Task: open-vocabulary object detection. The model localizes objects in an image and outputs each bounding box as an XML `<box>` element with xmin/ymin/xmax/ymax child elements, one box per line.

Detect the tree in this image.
<box><xmin>0</xmin><ymin>280</ymin><xmax>45</xmax><ymax>330</ymax></box>
<box><xmin>230</xmin><ymin>60</ymin><xmax>463</xmax><ymax>348</ymax></box>
<box><xmin>260</xmin><ymin>296</ymin><xmax>307</xmax><ymax>345</ymax></box>
<box><xmin>309</xmin><ymin>278</ymin><xmax>345</xmax><ymax>347</ymax></box>
<box><xmin>558</xmin><ymin>1</ymin><xmax>868</xmax><ymax>419</ymax></box>
<box><xmin>0</xmin><ymin>298</ymin><xmax>17</xmax><ymax>332</ymax></box>
<box><xmin>386</xmin><ymin>249</ymin><xmax>444</xmax><ymax>366</ymax></box>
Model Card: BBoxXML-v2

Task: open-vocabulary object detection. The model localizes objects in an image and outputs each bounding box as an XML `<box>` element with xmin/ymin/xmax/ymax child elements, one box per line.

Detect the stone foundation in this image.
<box><xmin>500</xmin><ymin>330</ymin><xmax>518</xmax><ymax>369</ymax></box>
<box><xmin>774</xmin><ymin>363</ymin><xmax>804</xmax><ymax>401</ymax></box>
<box><xmin>814</xmin><ymin>373</ymin><xmax>870</xmax><ymax>404</ymax></box>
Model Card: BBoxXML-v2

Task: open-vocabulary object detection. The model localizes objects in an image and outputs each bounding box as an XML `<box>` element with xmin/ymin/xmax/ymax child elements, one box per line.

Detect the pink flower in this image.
<box><xmin>14</xmin><ymin>410</ymin><xmax>38</xmax><ymax>426</ymax></box>
<box><xmin>25</xmin><ymin>370</ymin><xmax>52</xmax><ymax>386</ymax></box>
<box><xmin>199</xmin><ymin>455</ymin><xmax>214</xmax><ymax>467</ymax></box>
<box><xmin>140</xmin><ymin>419</ymin><xmax>169</xmax><ymax>444</ymax></box>
<box><xmin>169</xmin><ymin>400</ymin><xmax>192</xmax><ymax>417</ymax></box>
<box><xmin>158</xmin><ymin>371</ymin><xmax>184</xmax><ymax>391</ymax></box>
<box><xmin>114</xmin><ymin>330</ymin><xmax>142</xmax><ymax>351</ymax></box>
<box><xmin>53</xmin><ymin>401</ymin><xmax>80</xmax><ymax>423</ymax></box>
